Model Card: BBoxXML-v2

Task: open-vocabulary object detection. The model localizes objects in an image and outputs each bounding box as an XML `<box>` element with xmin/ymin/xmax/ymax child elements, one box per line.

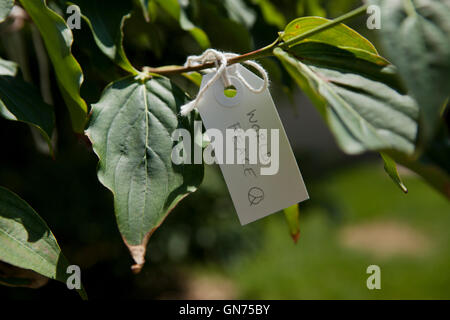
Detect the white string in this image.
<box><xmin>180</xmin><ymin>49</ymin><xmax>269</xmax><ymax>116</ymax></box>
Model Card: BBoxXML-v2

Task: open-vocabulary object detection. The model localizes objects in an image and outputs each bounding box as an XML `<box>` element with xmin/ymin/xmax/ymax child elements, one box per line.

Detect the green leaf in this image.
<box><xmin>20</xmin><ymin>0</ymin><xmax>87</xmax><ymax>133</ymax></box>
<box><xmin>0</xmin><ymin>57</ymin><xmax>55</xmax><ymax>154</ymax></box>
<box><xmin>198</xmin><ymin>2</ymin><xmax>251</xmax><ymax>52</ymax></box>
<box><xmin>283</xmin><ymin>204</ymin><xmax>300</xmax><ymax>243</ymax></box>
<box><xmin>0</xmin><ymin>0</ymin><xmax>13</xmax><ymax>22</ymax></box>
<box><xmin>287</xmin><ymin>42</ymin><xmax>399</xmax><ymax>88</ymax></box>
<box><xmin>371</xmin><ymin>0</ymin><xmax>450</xmax><ymax>144</ymax></box>
<box><xmin>380</xmin><ymin>152</ymin><xmax>408</xmax><ymax>193</ymax></box>
<box><xmin>86</xmin><ymin>76</ymin><xmax>203</xmax><ymax>272</ymax></box>
<box><xmin>275</xmin><ymin>47</ymin><xmax>419</xmax><ymax>155</ymax></box>
<box><xmin>0</xmin><ymin>186</ymin><xmax>87</xmax><ymax>299</ymax></box>
<box><xmin>281</xmin><ymin>16</ymin><xmax>379</xmax><ymax>54</ymax></box>
<box><xmin>67</xmin><ymin>0</ymin><xmax>137</xmax><ymax>74</ymax></box>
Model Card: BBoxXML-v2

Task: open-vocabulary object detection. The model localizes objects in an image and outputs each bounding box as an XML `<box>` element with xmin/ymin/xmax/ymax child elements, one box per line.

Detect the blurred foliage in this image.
<box><xmin>0</xmin><ymin>0</ymin><xmax>449</xmax><ymax>299</ymax></box>
<box><xmin>227</xmin><ymin>163</ymin><xmax>450</xmax><ymax>299</ymax></box>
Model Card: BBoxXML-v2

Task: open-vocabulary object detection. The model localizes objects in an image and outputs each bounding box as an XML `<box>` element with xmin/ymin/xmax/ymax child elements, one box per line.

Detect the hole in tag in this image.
<box><xmin>223</xmin><ymin>85</ymin><xmax>237</xmax><ymax>98</ymax></box>
<box><xmin>214</xmin><ymin>76</ymin><xmax>244</xmax><ymax>107</ymax></box>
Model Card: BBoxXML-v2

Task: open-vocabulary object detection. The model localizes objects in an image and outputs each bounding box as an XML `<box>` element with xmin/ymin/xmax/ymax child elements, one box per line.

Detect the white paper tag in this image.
<box><xmin>197</xmin><ymin>64</ymin><xmax>309</xmax><ymax>225</ymax></box>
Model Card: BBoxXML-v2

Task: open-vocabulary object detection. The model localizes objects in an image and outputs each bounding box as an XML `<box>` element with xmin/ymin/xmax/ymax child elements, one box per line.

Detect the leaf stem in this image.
<box><xmin>143</xmin><ymin>4</ymin><xmax>369</xmax><ymax>76</ymax></box>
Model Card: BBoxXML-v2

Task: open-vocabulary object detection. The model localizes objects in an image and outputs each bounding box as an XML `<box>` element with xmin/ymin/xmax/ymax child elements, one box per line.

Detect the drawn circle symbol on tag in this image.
<box><xmin>248</xmin><ymin>187</ymin><xmax>264</xmax><ymax>206</ymax></box>
<box><xmin>214</xmin><ymin>76</ymin><xmax>245</xmax><ymax>108</ymax></box>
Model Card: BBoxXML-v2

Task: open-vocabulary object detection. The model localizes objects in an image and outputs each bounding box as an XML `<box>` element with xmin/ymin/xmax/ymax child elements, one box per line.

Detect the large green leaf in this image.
<box><xmin>0</xmin><ymin>186</ymin><xmax>87</xmax><ymax>299</ymax></box>
<box><xmin>86</xmin><ymin>76</ymin><xmax>203</xmax><ymax>272</ymax></box>
<box><xmin>20</xmin><ymin>0</ymin><xmax>87</xmax><ymax>133</ymax></box>
<box><xmin>281</xmin><ymin>17</ymin><xmax>393</xmax><ymax>77</ymax></box>
<box><xmin>67</xmin><ymin>0</ymin><xmax>137</xmax><ymax>74</ymax></box>
<box><xmin>281</xmin><ymin>16</ymin><xmax>379</xmax><ymax>54</ymax></box>
<box><xmin>275</xmin><ymin>47</ymin><xmax>419</xmax><ymax>155</ymax></box>
<box><xmin>370</xmin><ymin>0</ymin><xmax>450</xmax><ymax>144</ymax></box>
<box><xmin>0</xmin><ymin>0</ymin><xmax>13</xmax><ymax>22</ymax></box>
<box><xmin>0</xmin><ymin>58</ymin><xmax>54</xmax><ymax>154</ymax></box>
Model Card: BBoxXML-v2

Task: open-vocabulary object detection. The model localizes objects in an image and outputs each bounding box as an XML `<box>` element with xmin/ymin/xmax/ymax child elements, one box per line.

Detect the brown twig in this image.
<box><xmin>142</xmin><ymin>38</ymin><xmax>280</xmax><ymax>76</ymax></box>
<box><xmin>141</xmin><ymin>4</ymin><xmax>369</xmax><ymax>76</ymax></box>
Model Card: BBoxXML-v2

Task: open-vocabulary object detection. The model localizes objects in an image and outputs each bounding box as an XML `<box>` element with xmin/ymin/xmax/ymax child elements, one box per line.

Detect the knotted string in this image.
<box><xmin>180</xmin><ymin>49</ymin><xmax>269</xmax><ymax>116</ymax></box>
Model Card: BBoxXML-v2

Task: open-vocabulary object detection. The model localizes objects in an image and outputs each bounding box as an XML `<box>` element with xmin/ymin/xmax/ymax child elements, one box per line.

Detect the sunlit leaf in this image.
<box><xmin>0</xmin><ymin>186</ymin><xmax>87</xmax><ymax>299</ymax></box>
<box><xmin>281</xmin><ymin>16</ymin><xmax>378</xmax><ymax>54</ymax></box>
<box><xmin>86</xmin><ymin>76</ymin><xmax>203</xmax><ymax>272</ymax></box>
<box><xmin>182</xmin><ymin>71</ymin><xmax>202</xmax><ymax>87</ymax></box>
<box><xmin>20</xmin><ymin>0</ymin><xmax>87</xmax><ymax>133</ymax></box>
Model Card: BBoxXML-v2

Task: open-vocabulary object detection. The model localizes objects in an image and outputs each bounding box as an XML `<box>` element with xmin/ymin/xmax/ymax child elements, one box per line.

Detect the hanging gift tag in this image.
<box><xmin>196</xmin><ymin>64</ymin><xmax>309</xmax><ymax>225</ymax></box>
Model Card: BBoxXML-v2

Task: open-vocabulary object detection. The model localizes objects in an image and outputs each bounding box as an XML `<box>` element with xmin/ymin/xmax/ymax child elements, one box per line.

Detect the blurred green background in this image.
<box><xmin>0</xmin><ymin>0</ymin><xmax>449</xmax><ymax>299</ymax></box>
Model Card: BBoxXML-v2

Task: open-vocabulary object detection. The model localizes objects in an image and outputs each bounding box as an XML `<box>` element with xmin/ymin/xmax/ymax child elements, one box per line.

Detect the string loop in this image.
<box><xmin>180</xmin><ymin>49</ymin><xmax>268</xmax><ymax>116</ymax></box>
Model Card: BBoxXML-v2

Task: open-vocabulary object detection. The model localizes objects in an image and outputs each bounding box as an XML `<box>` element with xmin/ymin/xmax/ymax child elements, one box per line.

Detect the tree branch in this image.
<box><xmin>142</xmin><ymin>38</ymin><xmax>279</xmax><ymax>76</ymax></box>
<box><xmin>142</xmin><ymin>4</ymin><xmax>369</xmax><ymax>76</ymax></box>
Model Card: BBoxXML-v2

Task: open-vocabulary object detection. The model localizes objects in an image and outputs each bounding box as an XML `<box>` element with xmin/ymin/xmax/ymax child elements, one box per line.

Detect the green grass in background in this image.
<box><xmin>195</xmin><ymin>162</ymin><xmax>450</xmax><ymax>299</ymax></box>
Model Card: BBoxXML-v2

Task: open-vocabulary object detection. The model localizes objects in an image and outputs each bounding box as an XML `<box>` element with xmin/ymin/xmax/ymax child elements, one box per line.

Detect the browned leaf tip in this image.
<box><xmin>291</xmin><ymin>231</ymin><xmax>300</xmax><ymax>244</ymax></box>
<box><xmin>123</xmin><ymin>231</ymin><xmax>152</xmax><ymax>274</ymax></box>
